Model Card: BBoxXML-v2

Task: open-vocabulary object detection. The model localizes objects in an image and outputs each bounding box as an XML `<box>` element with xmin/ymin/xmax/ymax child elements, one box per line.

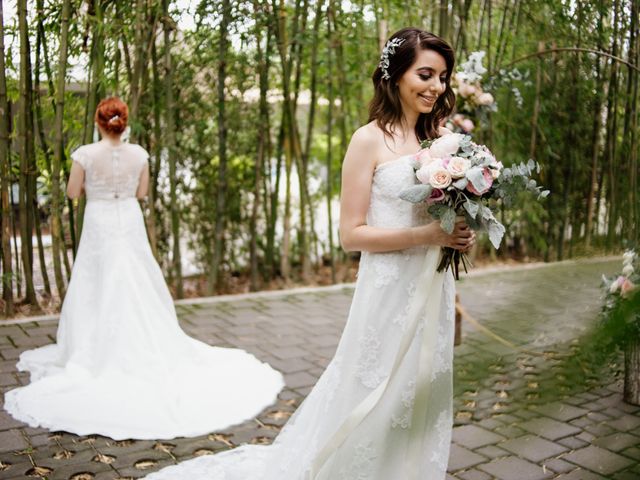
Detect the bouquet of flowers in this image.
<box><xmin>399</xmin><ymin>133</ymin><xmax>549</xmax><ymax>279</ymax></box>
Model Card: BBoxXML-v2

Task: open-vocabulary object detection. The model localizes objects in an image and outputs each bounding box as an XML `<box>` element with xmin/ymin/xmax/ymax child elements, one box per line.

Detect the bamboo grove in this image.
<box><xmin>0</xmin><ymin>0</ymin><xmax>638</xmax><ymax>316</ymax></box>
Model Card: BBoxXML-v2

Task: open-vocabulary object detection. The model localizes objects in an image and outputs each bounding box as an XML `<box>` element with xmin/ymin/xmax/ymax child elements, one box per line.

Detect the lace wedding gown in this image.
<box><xmin>145</xmin><ymin>154</ymin><xmax>456</xmax><ymax>479</ymax></box>
<box><xmin>4</xmin><ymin>142</ymin><xmax>284</xmax><ymax>440</ymax></box>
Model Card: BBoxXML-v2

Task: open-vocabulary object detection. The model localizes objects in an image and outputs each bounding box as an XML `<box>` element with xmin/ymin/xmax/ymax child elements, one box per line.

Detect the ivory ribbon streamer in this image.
<box><xmin>309</xmin><ymin>247</ymin><xmax>445</xmax><ymax>479</ymax></box>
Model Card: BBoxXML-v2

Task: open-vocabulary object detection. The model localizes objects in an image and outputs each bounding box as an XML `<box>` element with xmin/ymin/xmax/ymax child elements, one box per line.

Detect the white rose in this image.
<box><xmin>477</xmin><ymin>92</ymin><xmax>495</xmax><ymax>106</ymax></box>
<box><xmin>490</xmin><ymin>167</ymin><xmax>501</xmax><ymax>180</ymax></box>
<box><xmin>622</xmin><ymin>264</ymin><xmax>634</xmax><ymax>276</ymax></box>
<box><xmin>446</xmin><ymin>156</ymin><xmax>470</xmax><ymax>179</ymax></box>
<box><xmin>623</xmin><ymin>250</ymin><xmax>636</xmax><ymax>264</ymax></box>
<box><xmin>416</xmin><ymin>164</ymin><xmax>432</xmax><ymax>184</ymax></box>
<box><xmin>428</xmin><ymin>133</ymin><xmax>464</xmax><ymax>158</ymax></box>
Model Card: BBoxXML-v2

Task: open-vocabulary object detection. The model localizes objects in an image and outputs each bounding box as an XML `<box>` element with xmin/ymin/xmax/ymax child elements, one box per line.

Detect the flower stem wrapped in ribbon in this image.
<box><xmin>399</xmin><ymin>133</ymin><xmax>549</xmax><ymax>279</ymax></box>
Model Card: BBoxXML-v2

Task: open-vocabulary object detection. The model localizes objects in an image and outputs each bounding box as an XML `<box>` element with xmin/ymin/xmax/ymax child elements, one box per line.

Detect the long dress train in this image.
<box><xmin>4</xmin><ymin>141</ymin><xmax>284</xmax><ymax>440</ymax></box>
<box><xmin>145</xmin><ymin>153</ymin><xmax>456</xmax><ymax>479</ymax></box>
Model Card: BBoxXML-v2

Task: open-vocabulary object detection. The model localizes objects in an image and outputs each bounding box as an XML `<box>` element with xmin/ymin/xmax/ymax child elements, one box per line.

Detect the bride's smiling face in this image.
<box><xmin>397</xmin><ymin>48</ymin><xmax>448</xmax><ymax>116</ymax></box>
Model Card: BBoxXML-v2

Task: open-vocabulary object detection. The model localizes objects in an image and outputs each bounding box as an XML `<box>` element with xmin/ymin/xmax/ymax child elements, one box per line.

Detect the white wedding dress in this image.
<box><xmin>4</xmin><ymin>141</ymin><xmax>284</xmax><ymax>440</ymax></box>
<box><xmin>145</xmin><ymin>154</ymin><xmax>456</xmax><ymax>479</ymax></box>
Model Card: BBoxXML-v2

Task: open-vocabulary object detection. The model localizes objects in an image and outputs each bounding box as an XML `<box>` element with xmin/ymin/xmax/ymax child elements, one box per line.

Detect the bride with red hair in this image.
<box><xmin>4</xmin><ymin>97</ymin><xmax>284</xmax><ymax>440</ymax></box>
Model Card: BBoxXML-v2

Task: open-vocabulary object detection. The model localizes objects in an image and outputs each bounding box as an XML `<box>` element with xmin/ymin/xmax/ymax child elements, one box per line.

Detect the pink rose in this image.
<box><xmin>415</xmin><ymin>148</ymin><xmax>436</xmax><ymax>167</ymax></box>
<box><xmin>426</xmin><ymin>188</ymin><xmax>445</xmax><ymax>205</ymax></box>
<box><xmin>467</xmin><ymin>168</ymin><xmax>494</xmax><ymax>195</ymax></box>
<box><xmin>458</xmin><ymin>82</ymin><xmax>476</xmax><ymax>98</ymax></box>
<box><xmin>461</xmin><ymin>119</ymin><xmax>475</xmax><ymax>132</ymax></box>
<box><xmin>621</xmin><ymin>278</ymin><xmax>636</xmax><ymax>297</ymax></box>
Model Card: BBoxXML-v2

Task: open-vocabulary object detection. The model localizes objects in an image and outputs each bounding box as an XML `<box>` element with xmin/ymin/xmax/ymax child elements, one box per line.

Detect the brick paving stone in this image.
<box><xmin>620</xmin><ymin>446</ymin><xmax>640</xmax><ymax>461</ymax></box>
<box><xmin>283</xmin><ymin>371</ymin><xmax>317</xmax><ymax>389</ymax></box>
<box><xmin>584</xmin><ymin>422</ymin><xmax>617</xmax><ymax>436</ymax></box>
<box><xmin>587</xmin><ymin>411</ymin><xmax>611</xmax><ymax>422</ymax></box>
<box><xmin>612</xmin><ymin>471</ymin><xmax>640</xmax><ymax>480</ymax></box>
<box><xmin>498</xmin><ymin>434</ymin><xmax>568</xmax><ymax>462</ymax></box>
<box><xmin>557</xmin><ymin>435</ymin><xmax>590</xmax><ymax>450</ymax></box>
<box><xmin>0</xmin><ymin>429</ymin><xmax>28</xmax><ymax>452</ymax></box>
<box><xmin>452</xmin><ymin>425</ymin><xmax>505</xmax><ymax>449</ymax></box>
<box><xmin>607</xmin><ymin>414</ymin><xmax>640</xmax><ymax>432</ymax></box>
<box><xmin>478</xmin><ymin>456</ymin><xmax>553</xmax><ymax>480</ymax></box>
<box><xmin>518</xmin><ymin>417</ymin><xmax>581</xmax><ymax>440</ymax></box>
<box><xmin>532</xmin><ymin>402</ymin><xmax>590</xmax><ymax>422</ymax></box>
<box><xmin>475</xmin><ymin>445</ymin><xmax>510</xmax><ymax>459</ymax></box>
<box><xmin>456</xmin><ymin>469</ymin><xmax>493</xmax><ymax>480</ymax></box>
<box><xmin>592</xmin><ymin>432</ymin><xmax>640</xmax><ymax>452</ymax></box>
<box><xmin>554</xmin><ymin>468</ymin><xmax>609</xmax><ymax>479</ymax></box>
<box><xmin>543</xmin><ymin>457</ymin><xmax>576</xmax><ymax>474</ymax></box>
<box><xmin>493</xmin><ymin>424</ymin><xmax>527</xmax><ymax>438</ymax></box>
<box><xmin>563</xmin><ymin>445</ymin><xmax>635</xmax><ymax>476</ymax></box>
<box><xmin>447</xmin><ymin>444</ymin><xmax>487</xmax><ymax>471</ymax></box>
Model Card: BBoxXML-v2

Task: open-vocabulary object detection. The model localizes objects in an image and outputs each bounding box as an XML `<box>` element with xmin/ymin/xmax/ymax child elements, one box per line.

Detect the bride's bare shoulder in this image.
<box><xmin>344</xmin><ymin>122</ymin><xmax>384</xmax><ymax>166</ymax></box>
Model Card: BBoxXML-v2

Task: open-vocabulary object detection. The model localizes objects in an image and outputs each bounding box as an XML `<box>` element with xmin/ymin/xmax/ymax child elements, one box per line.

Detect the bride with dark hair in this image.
<box><xmin>146</xmin><ymin>27</ymin><xmax>475</xmax><ymax>479</ymax></box>
<box><xmin>4</xmin><ymin>97</ymin><xmax>284</xmax><ymax>441</ymax></box>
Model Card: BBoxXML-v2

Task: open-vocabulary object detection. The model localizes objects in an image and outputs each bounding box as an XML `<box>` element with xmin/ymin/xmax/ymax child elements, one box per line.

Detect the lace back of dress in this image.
<box><xmin>83</xmin><ymin>144</ymin><xmax>145</xmax><ymax>200</ymax></box>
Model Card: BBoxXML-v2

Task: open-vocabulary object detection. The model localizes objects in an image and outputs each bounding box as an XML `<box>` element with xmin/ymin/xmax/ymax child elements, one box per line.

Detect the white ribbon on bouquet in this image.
<box><xmin>309</xmin><ymin>247</ymin><xmax>445</xmax><ymax>479</ymax></box>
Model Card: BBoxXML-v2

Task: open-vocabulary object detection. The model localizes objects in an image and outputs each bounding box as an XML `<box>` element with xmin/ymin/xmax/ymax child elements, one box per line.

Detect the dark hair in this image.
<box><xmin>368</xmin><ymin>28</ymin><xmax>456</xmax><ymax>142</ymax></box>
<box><xmin>95</xmin><ymin>96</ymin><xmax>129</xmax><ymax>135</ymax></box>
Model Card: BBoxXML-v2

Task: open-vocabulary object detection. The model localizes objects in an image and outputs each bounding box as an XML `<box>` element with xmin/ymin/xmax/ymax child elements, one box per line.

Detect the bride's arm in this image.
<box><xmin>66</xmin><ymin>162</ymin><xmax>85</xmax><ymax>199</ymax></box>
<box><xmin>339</xmin><ymin>127</ymin><xmax>473</xmax><ymax>254</ymax></box>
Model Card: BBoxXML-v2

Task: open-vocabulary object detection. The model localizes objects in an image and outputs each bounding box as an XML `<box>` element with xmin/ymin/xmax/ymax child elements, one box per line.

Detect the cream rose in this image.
<box><xmin>477</xmin><ymin>92</ymin><xmax>495</xmax><ymax>106</ymax></box>
<box><xmin>427</xmin><ymin>165</ymin><xmax>452</xmax><ymax>189</ymax></box>
<box><xmin>428</xmin><ymin>133</ymin><xmax>464</xmax><ymax>158</ymax></box>
<box><xmin>446</xmin><ymin>156</ymin><xmax>470</xmax><ymax>179</ymax></box>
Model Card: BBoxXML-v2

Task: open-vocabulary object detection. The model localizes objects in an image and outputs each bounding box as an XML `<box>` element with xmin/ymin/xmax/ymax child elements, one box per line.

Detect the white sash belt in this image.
<box><xmin>309</xmin><ymin>247</ymin><xmax>444</xmax><ymax>479</ymax></box>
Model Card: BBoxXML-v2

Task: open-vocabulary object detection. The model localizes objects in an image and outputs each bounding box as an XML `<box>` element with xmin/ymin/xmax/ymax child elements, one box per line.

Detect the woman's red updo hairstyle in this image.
<box><xmin>95</xmin><ymin>96</ymin><xmax>129</xmax><ymax>135</ymax></box>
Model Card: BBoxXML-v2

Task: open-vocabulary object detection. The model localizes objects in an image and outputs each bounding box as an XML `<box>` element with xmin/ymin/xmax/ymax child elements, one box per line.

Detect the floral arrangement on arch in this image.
<box><xmin>602</xmin><ymin>251</ymin><xmax>639</xmax><ymax>323</ymax></box>
<box><xmin>447</xmin><ymin>51</ymin><xmax>496</xmax><ymax>135</ymax></box>
<box><xmin>447</xmin><ymin>51</ymin><xmax>530</xmax><ymax>135</ymax></box>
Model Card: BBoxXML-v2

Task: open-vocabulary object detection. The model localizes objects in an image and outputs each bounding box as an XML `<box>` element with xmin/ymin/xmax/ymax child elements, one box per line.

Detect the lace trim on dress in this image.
<box><xmin>390</xmin><ymin>380</ymin><xmax>416</xmax><ymax>429</ymax></box>
<box><xmin>355</xmin><ymin>327</ymin><xmax>385</xmax><ymax>389</ymax></box>
<box><xmin>337</xmin><ymin>441</ymin><xmax>376</xmax><ymax>480</ymax></box>
<box><xmin>430</xmin><ymin>410</ymin><xmax>452</xmax><ymax>471</ymax></box>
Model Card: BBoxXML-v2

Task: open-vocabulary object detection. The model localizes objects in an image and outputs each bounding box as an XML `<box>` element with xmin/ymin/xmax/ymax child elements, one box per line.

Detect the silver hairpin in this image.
<box><xmin>379</xmin><ymin>37</ymin><xmax>406</xmax><ymax>80</ymax></box>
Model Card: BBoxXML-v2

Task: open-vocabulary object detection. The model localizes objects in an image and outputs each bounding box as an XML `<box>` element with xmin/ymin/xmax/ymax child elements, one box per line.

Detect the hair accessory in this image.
<box><xmin>379</xmin><ymin>37</ymin><xmax>406</xmax><ymax>80</ymax></box>
<box><xmin>108</xmin><ymin>115</ymin><xmax>120</xmax><ymax>124</ymax></box>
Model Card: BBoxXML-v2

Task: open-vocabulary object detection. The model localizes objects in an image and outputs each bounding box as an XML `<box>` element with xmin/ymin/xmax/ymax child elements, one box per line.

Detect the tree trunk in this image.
<box><xmin>250</xmin><ymin>0</ymin><xmax>271</xmax><ymax>291</ymax></box>
<box><xmin>326</xmin><ymin>5</ymin><xmax>336</xmax><ymax>284</ymax></box>
<box><xmin>162</xmin><ymin>0</ymin><xmax>183</xmax><ymax>298</ymax></box>
<box><xmin>50</xmin><ymin>0</ymin><xmax>73</xmax><ymax>302</ymax></box>
<box><xmin>17</xmin><ymin>0</ymin><xmax>38</xmax><ymax>308</ymax></box>
<box><xmin>0</xmin><ymin>1</ymin><xmax>13</xmax><ymax>316</ymax></box>
<box><xmin>625</xmin><ymin>338</ymin><xmax>640</xmax><ymax>406</ymax></box>
<box><xmin>208</xmin><ymin>0</ymin><xmax>231</xmax><ymax>294</ymax></box>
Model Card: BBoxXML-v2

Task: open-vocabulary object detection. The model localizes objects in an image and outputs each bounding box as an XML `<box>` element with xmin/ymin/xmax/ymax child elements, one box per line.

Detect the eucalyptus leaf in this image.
<box><xmin>440</xmin><ymin>206</ymin><xmax>456</xmax><ymax>234</ymax></box>
<box><xmin>463</xmin><ymin>199</ymin><xmax>480</xmax><ymax>218</ymax></box>
<box><xmin>466</xmin><ymin>166</ymin><xmax>488</xmax><ymax>192</ymax></box>
<box><xmin>399</xmin><ymin>184</ymin><xmax>433</xmax><ymax>203</ymax></box>
<box><xmin>487</xmin><ymin>219</ymin><xmax>506</xmax><ymax>249</ymax></box>
<box><xmin>453</xmin><ymin>177</ymin><xmax>469</xmax><ymax>189</ymax></box>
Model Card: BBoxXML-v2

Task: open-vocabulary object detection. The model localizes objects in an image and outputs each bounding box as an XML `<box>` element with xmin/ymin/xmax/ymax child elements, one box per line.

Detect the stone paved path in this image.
<box><xmin>0</xmin><ymin>257</ymin><xmax>638</xmax><ymax>480</ymax></box>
